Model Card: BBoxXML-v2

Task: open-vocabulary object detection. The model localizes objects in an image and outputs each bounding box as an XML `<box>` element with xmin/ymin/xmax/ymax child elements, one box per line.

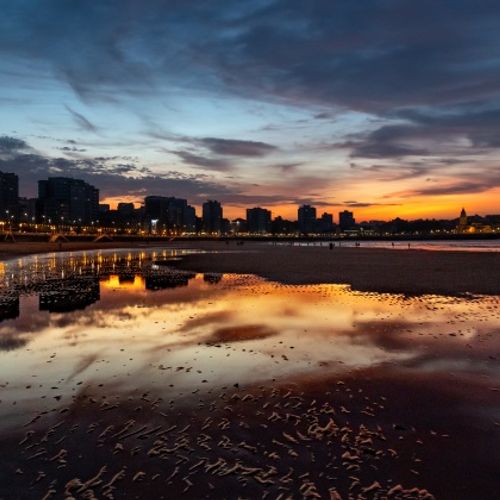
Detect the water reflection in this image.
<box><xmin>0</xmin><ymin>295</ymin><xmax>19</xmax><ymax>323</ymax></box>
<box><xmin>0</xmin><ymin>249</ymin><xmax>499</xmax><ymax>432</ymax></box>
<box><xmin>39</xmin><ymin>277</ymin><xmax>100</xmax><ymax>313</ymax></box>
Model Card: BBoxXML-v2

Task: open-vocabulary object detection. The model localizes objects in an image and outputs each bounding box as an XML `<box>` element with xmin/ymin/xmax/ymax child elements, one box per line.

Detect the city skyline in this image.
<box><xmin>1</xmin><ymin>2</ymin><xmax>500</xmax><ymax>220</ymax></box>
<box><xmin>3</xmin><ymin>171</ymin><xmax>499</xmax><ymax>229</ymax></box>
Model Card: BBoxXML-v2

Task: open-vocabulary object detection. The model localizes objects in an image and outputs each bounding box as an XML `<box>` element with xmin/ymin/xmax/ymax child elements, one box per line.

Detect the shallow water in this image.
<box><xmin>1</xmin><ymin>249</ymin><xmax>499</xmax><ymax>429</ymax></box>
<box><xmin>1</xmin><ymin>248</ymin><xmax>499</xmax><ymax>498</ymax></box>
<box><xmin>278</xmin><ymin>239</ymin><xmax>500</xmax><ymax>251</ymax></box>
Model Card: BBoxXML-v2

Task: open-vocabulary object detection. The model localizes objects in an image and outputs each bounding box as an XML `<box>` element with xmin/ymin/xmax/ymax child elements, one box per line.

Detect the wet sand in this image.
<box><xmin>1</xmin><ymin>250</ymin><xmax>500</xmax><ymax>498</ymax></box>
<box><xmin>3</xmin><ymin>368</ymin><xmax>498</xmax><ymax>499</ymax></box>
<box><xmin>172</xmin><ymin>242</ymin><xmax>500</xmax><ymax>296</ymax></box>
<box><xmin>1</xmin><ymin>240</ymin><xmax>499</xmax><ymax>295</ymax></box>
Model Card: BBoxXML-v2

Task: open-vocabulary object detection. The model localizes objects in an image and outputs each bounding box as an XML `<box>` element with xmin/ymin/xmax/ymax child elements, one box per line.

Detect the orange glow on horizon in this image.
<box><xmin>102</xmin><ymin>186</ymin><xmax>500</xmax><ymax>222</ymax></box>
<box><xmin>101</xmin><ymin>196</ymin><xmax>141</xmax><ymax>210</ymax></box>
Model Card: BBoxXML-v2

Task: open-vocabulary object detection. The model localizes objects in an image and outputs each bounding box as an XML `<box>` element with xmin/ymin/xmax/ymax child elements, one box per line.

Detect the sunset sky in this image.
<box><xmin>1</xmin><ymin>0</ymin><xmax>499</xmax><ymax>221</ymax></box>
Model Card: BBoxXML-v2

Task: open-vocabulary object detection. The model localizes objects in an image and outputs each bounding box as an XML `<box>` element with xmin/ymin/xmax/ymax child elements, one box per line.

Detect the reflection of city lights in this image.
<box><xmin>100</xmin><ymin>274</ymin><xmax>145</xmax><ymax>290</ymax></box>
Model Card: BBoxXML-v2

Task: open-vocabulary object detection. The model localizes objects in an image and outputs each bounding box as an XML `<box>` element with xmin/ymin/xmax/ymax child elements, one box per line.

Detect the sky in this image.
<box><xmin>0</xmin><ymin>0</ymin><xmax>499</xmax><ymax>221</ymax></box>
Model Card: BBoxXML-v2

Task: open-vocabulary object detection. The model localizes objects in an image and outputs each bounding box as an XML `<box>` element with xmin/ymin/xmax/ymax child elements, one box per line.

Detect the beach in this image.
<box><xmin>1</xmin><ymin>246</ymin><xmax>500</xmax><ymax>499</ymax></box>
<box><xmin>171</xmin><ymin>243</ymin><xmax>500</xmax><ymax>295</ymax></box>
<box><xmin>1</xmin><ymin>240</ymin><xmax>499</xmax><ymax>296</ymax></box>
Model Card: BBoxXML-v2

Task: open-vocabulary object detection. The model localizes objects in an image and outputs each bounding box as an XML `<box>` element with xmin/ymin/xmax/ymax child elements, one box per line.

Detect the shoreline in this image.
<box><xmin>1</xmin><ymin>240</ymin><xmax>499</xmax><ymax>295</ymax></box>
<box><xmin>171</xmin><ymin>242</ymin><xmax>500</xmax><ymax>296</ymax></box>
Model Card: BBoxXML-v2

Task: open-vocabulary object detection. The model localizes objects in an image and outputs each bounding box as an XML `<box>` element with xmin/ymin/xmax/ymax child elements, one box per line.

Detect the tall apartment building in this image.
<box><xmin>246</xmin><ymin>207</ymin><xmax>272</xmax><ymax>234</ymax></box>
<box><xmin>0</xmin><ymin>171</ymin><xmax>19</xmax><ymax>221</ymax></box>
<box><xmin>37</xmin><ymin>177</ymin><xmax>99</xmax><ymax>225</ymax></box>
<box><xmin>202</xmin><ymin>200</ymin><xmax>223</xmax><ymax>234</ymax></box>
<box><xmin>339</xmin><ymin>210</ymin><xmax>355</xmax><ymax>230</ymax></box>
<box><xmin>298</xmin><ymin>204</ymin><xmax>317</xmax><ymax>234</ymax></box>
<box><xmin>144</xmin><ymin>196</ymin><xmax>196</xmax><ymax>233</ymax></box>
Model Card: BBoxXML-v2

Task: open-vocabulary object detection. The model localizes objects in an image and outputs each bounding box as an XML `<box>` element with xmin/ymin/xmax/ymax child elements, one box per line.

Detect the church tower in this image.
<box><xmin>458</xmin><ymin>208</ymin><xmax>468</xmax><ymax>232</ymax></box>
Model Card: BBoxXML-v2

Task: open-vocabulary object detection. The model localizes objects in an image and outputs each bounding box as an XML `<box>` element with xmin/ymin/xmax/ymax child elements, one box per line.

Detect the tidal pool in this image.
<box><xmin>0</xmin><ymin>249</ymin><xmax>499</xmax><ymax>499</ymax></box>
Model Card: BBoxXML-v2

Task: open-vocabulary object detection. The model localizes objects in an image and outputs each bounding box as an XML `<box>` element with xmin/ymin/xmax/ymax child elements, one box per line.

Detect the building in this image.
<box><xmin>457</xmin><ymin>208</ymin><xmax>468</xmax><ymax>233</ymax></box>
<box><xmin>202</xmin><ymin>200</ymin><xmax>223</xmax><ymax>234</ymax></box>
<box><xmin>144</xmin><ymin>196</ymin><xmax>196</xmax><ymax>233</ymax></box>
<box><xmin>117</xmin><ymin>202</ymin><xmax>135</xmax><ymax>217</ymax></box>
<box><xmin>221</xmin><ymin>218</ymin><xmax>231</xmax><ymax>235</ymax></box>
<box><xmin>37</xmin><ymin>177</ymin><xmax>99</xmax><ymax>225</ymax></box>
<box><xmin>144</xmin><ymin>196</ymin><xmax>167</xmax><ymax>231</ymax></box>
<box><xmin>247</xmin><ymin>207</ymin><xmax>272</xmax><ymax>234</ymax></box>
<box><xmin>318</xmin><ymin>212</ymin><xmax>334</xmax><ymax>233</ymax></box>
<box><xmin>298</xmin><ymin>205</ymin><xmax>317</xmax><ymax>234</ymax></box>
<box><xmin>0</xmin><ymin>171</ymin><xmax>19</xmax><ymax>222</ymax></box>
<box><xmin>339</xmin><ymin>210</ymin><xmax>355</xmax><ymax>230</ymax></box>
<box><xmin>272</xmin><ymin>216</ymin><xmax>296</xmax><ymax>235</ymax></box>
<box><xmin>18</xmin><ymin>197</ymin><xmax>37</xmax><ymax>223</ymax></box>
<box><xmin>231</xmin><ymin>218</ymin><xmax>248</xmax><ymax>234</ymax></box>
<box><xmin>183</xmin><ymin>205</ymin><xmax>196</xmax><ymax>233</ymax></box>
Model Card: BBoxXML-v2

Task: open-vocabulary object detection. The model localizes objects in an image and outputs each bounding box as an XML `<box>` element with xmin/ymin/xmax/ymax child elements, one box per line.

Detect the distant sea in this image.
<box><xmin>278</xmin><ymin>239</ymin><xmax>500</xmax><ymax>252</ymax></box>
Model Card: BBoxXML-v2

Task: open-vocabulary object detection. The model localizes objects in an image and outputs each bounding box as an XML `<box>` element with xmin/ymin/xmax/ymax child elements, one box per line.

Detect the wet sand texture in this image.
<box><xmin>2</xmin><ymin>241</ymin><xmax>499</xmax><ymax>295</ymax></box>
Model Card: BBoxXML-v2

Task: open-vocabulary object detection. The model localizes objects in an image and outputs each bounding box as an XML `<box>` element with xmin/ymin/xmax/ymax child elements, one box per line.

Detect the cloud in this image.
<box><xmin>272</xmin><ymin>162</ymin><xmax>302</xmax><ymax>172</ymax></box>
<box><xmin>0</xmin><ymin>136</ymin><xmax>296</xmax><ymax>207</ymax></box>
<box><xmin>341</xmin><ymin>200</ymin><xmax>400</xmax><ymax>208</ymax></box>
<box><xmin>314</xmin><ymin>112</ymin><xmax>333</xmax><ymax>120</ymax></box>
<box><xmin>343</xmin><ymin>105</ymin><xmax>500</xmax><ymax>160</ymax></box>
<box><xmin>0</xmin><ymin>144</ymin><xmax>229</xmax><ymax>203</ymax></box>
<box><xmin>0</xmin><ymin>136</ymin><xmax>29</xmax><ymax>153</ymax></box>
<box><xmin>198</xmin><ymin>137</ymin><xmax>277</xmax><ymax>157</ymax></box>
<box><xmin>391</xmin><ymin>180</ymin><xmax>499</xmax><ymax>198</ymax></box>
<box><xmin>352</xmin><ymin>163</ymin><xmax>433</xmax><ymax>182</ymax></box>
<box><xmin>58</xmin><ymin>146</ymin><xmax>87</xmax><ymax>153</ymax></box>
<box><xmin>2</xmin><ymin>0</ymin><xmax>500</xmax><ymax>116</ymax></box>
<box><xmin>173</xmin><ymin>150</ymin><xmax>232</xmax><ymax>171</ymax></box>
<box><xmin>1</xmin><ymin>1</ymin><xmax>500</xmax><ymax>209</ymax></box>
<box><xmin>64</xmin><ymin>105</ymin><xmax>98</xmax><ymax>132</ymax></box>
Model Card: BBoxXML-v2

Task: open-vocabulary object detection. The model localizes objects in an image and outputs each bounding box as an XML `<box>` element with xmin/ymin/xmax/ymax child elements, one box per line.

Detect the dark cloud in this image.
<box><xmin>0</xmin><ymin>136</ymin><xmax>29</xmax><ymax>153</ymax></box>
<box><xmin>173</xmin><ymin>150</ymin><xmax>232</xmax><ymax>172</ymax></box>
<box><xmin>198</xmin><ymin>138</ymin><xmax>277</xmax><ymax>157</ymax></box>
<box><xmin>1</xmin><ymin>0</ymin><xmax>500</xmax><ymax>199</ymax></box>
<box><xmin>354</xmin><ymin>163</ymin><xmax>433</xmax><ymax>181</ymax></box>
<box><xmin>2</xmin><ymin>0</ymin><xmax>500</xmax><ymax>116</ymax></box>
<box><xmin>58</xmin><ymin>146</ymin><xmax>87</xmax><ymax>153</ymax></box>
<box><xmin>0</xmin><ymin>136</ymin><xmax>296</xmax><ymax>207</ymax></box>
<box><xmin>65</xmin><ymin>105</ymin><xmax>98</xmax><ymax>132</ymax></box>
<box><xmin>271</xmin><ymin>162</ymin><xmax>303</xmax><ymax>172</ymax></box>
<box><xmin>341</xmin><ymin>200</ymin><xmax>400</xmax><ymax>208</ymax></box>
<box><xmin>392</xmin><ymin>180</ymin><xmax>499</xmax><ymax>198</ymax></box>
<box><xmin>0</xmin><ymin>145</ymin><xmax>228</xmax><ymax>203</ymax></box>
<box><xmin>293</xmin><ymin>198</ymin><xmax>332</xmax><ymax>207</ymax></box>
<box><xmin>342</xmin><ymin>105</ymin><xmax>500</xmax><ymax>160</ymax></box>
<box><xmin>314</xmin><ymin>112</ymin><xmax>333</xmax><ymax>120</ymax></box>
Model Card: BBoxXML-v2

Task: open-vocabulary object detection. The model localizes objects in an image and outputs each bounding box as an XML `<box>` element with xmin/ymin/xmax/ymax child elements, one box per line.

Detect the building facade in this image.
<box><xmin>318</xmin><ymin>212</ymin><xmax>334</xmax><ymax>233</ymax></box>
<box><xmin>457</xmin><ymin>208</ymin><xmax>468</xmax><ymax>233</ymax></box>
<box><xmin>339</xmin><ymin>210</ymin><xmax>355</xmax><ymax>230</ymax></box>
<box><xmin>202</xmin><ymin>200</ymin><xmax>223</xmax><ymax>234</ymax></box>
<box><xmin>0</xmin><ymin>171</ymin><xmax>19</xmax><ymax>222</ymax></box>
<box><xmin>37</xmin><ymin>177</ymin><xmax>99</xmax><ymax>225</ymax></box>
<box><xmin>144</xmin><ymin>196</ymin><xmax>196</xmax><ymax>233</ymax></box>
<box><xmin>298</xmin><ymin>204</ymin><xmax>317</xmax><ymax>234</ymax></box>
<box><xmin>247</xmin><ymin>207</ymin><xmax>272</xmax><ymax>234</ymax></box>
